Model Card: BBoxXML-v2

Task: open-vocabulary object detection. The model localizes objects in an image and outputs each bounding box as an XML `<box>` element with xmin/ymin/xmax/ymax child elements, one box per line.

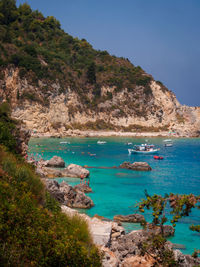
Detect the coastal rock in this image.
<box><xmin>173</xmin><ymin>249</ymin><xmax>200</xmax><ymax>267</ymax></box>
<box><xmin>44</xmin><ymin>180</ymin><xmax>94</xmax><ymax>209</ymax></box>
<box><xmin>146</xmin><ymin>224</ymin><xmax>175</xmax><ymax>237</ymax></box>
<box><xmin>74</xmin><ymin>183</ymin><xmax>92</xmax><ymax>193</ymax></box>
<box><xmin>59</xmin><ymin>181</ymin><xmax>94</xmax><ymax>209</ymax></box>
<box><xmin>36</xmin><ymin>164</ymin><xmax>90</xmax><ymax>179</ymax></box>
<box><xmin>45</xmin><ymin>180</ymin><xmax>65</xmax><ymax>203</ymax></box>
<box><xmin>65</xmin><ymin>164</ymin><xmax>90</xmax><ymax>178</ymax></box>
<box><xmin>119</xmin><ymin>161</ymin><xmax>152</xmax><ymax>171</ymax></box>
<box><xmin>121</xmin><ymin>255</ymin><xmax>155</xmax><ymax>267</ymax></box>
<box><xmin>110</xmin><ymin>230</ymin><xmax>149</xmax><ymax>261</ymax></box>
<box><xmin>102</xmin><ymin>247</ymin><xmax>119</xmax><ymax>267</ymax></box>
<box><xmin>46</xmin><ymin>156</ymin><xmax>65</xmax><ymax>168</ymax></box>
<box><xmin>113</xmin><ymin>214</ymin><xmax>145</xmax><ymax>223</ymax></box>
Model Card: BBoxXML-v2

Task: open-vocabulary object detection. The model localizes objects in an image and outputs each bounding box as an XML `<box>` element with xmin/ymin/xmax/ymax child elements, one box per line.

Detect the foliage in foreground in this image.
<box><xmin>0</xmin><ymin>147</ymin><xmax>101</xmax><ymax>266</ymax></box>
<box><xmin>136</xmin><ymin>191</ymin><xmax>200</xmax><ymax>266</ymax></box>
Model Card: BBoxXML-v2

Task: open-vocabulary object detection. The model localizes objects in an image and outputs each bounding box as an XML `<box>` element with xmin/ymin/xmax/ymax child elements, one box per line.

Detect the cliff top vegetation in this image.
<box><xmin>0</xmin><ymin>0</ymin><xmax>165</xmax><ymax>105</ymax></box>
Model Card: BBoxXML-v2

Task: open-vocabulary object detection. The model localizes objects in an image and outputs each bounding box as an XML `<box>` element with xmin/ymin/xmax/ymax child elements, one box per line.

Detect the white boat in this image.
<box><xmin>163</xmin><ymin>139</ymin><xmax>173</xmax><ymax>147</ymax></box>
<box><xmin>60</xmin><ymin>141</ymin><xmax>70</xmax><ymax>144</ymax></box>
<box><xmin>97</xmin><ymin>140</ymin><xmax>107</xmax><ymax>144</ymax></box>
<box><xmin>128</xmin><ymin>144</ymin><xmax>159</xmax><ymax>154</ymax></box>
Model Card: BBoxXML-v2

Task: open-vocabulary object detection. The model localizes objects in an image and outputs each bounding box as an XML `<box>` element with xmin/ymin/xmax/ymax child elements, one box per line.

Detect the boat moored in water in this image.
<box><xmin>128</xmin><ymin>144</ymin><xmax>159</xmax><ymax>154</ymax></box>
<box><xmin>163</xmin><ymin>139</ymin><xmax>173</xmax><ymax>147</ymax></box>
<box><xmin>97</xmin><ymin>140</ymin><xmax>107</xmax><ymax>144</ymax></box>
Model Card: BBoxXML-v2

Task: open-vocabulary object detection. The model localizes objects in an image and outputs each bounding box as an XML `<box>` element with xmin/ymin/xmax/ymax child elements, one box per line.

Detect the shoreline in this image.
<box><xmin>30</xmin><ymin>130</ymin><xmax>198</xmax><ymax>138</ymax></box>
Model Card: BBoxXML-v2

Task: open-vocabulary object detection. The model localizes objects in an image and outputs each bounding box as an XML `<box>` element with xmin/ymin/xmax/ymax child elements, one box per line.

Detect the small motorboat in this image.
<box><xmin>97</xmin><ymin>140</ymin><xmax>107</xmax><ymax>144</ymax></box>
<box><xmin>154</xmin><ymin>155</ymin><xmax>163</xmax><ymax>160</ymax></box>
<box><xmin>163</xmin><ymin>139</ymin><xmax>173</xmax><ymax>147</ymax></box>
<box><xmin>128</xmin><ymin>144</ymin><xmax>159</xmax><ymax>154</ymax></box>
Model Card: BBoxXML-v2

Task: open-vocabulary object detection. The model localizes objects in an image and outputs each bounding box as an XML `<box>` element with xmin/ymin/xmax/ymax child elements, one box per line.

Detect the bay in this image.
<box><xmin>28</xmin><ymin>137</ymin><xmax>200</xmax><ymax>254</ymax></box>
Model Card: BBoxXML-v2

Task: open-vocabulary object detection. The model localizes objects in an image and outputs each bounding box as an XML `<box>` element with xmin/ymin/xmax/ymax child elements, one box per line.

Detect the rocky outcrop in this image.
<box><xmin>113</xmin><ymin>214</ymin><xmax>145</xmax><ymax>223</ymax></box>
<box><xmin>74</xmin><ymin>183</ymin><xmax>92</xmax><ymax>193</ymax></box>
<box><xmin>119</xmin><ymin>161</ymin><xmax>152</xmax><ymax>171</ymax></box>
<box><xmin>61</xmin><ymin>205</ymin><xmax>200</xmax><ymax>267</ymax></box>
<box><xmin>46</xmin><ymin>156</ymin><xmax>65</xmax><ymax>168</ymax></box>
<box><xmin>44</xmin><ymin>180</ymin><xmax>94</xmax><ymax>209</ymax></box>
<box><xmin>146</xmin><ymin>223</ymin><xmax>175</xmax><ymax>237</ymax></box>
<box><xmin>65</xmin><ymin>164</ymin><xmax>90</xmax><ymax>178</ymax></box>
<box><xmin>121</xmin><ymin>255</ymin><xmax>155</xmax><ymax>267</ymax></box>
<box><xmin>36</xmin><ymin>162</ymin><xmax>90</xmax><ymax>178</ymax></box>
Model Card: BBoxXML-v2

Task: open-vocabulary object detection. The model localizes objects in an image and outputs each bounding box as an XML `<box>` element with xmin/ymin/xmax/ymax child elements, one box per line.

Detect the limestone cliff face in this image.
<box><xmin>0</xmin><ymin>67</ymin><xmax>199</xmax><ymax>137</ymax></box>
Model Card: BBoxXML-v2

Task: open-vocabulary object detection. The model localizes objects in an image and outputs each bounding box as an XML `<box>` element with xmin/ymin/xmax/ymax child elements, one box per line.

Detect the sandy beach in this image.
<box><xmin>31</xmin><ymin>129</ymin><xmax>186</xmax><ymax>138</ymax></box>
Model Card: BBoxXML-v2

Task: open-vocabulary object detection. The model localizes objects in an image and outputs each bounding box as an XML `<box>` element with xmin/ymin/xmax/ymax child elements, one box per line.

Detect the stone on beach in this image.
<box><xmin>119</xmin><ymin>161</ymin><xmax>152</xmax><ymax>171</ymax></box>
<box><xmin>46</xmin><ymin>156</ymin><xmax>65</xmax><ymax>168</ymax></box>
<box><xmin>113</xmin><ymin>214</ymin><xmax>145</xmax><ymax>223</ymax></box>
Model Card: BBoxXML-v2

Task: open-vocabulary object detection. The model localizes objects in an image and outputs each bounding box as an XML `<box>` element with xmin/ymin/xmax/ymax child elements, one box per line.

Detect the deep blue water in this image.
<box><xmin>28</xmin><ymin>137</ymin><xmax>200</xmax><ymax>254</ymax></box>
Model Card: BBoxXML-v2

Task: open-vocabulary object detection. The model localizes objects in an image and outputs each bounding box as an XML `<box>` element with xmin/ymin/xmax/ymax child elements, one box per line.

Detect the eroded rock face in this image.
<box><xmin>46</xmin><ymin>156</ymin><xmax>65</xmax><ymax>168</ymax></box>
<box><xmin>44</xmin><ymin>180</ymin><xmax>94</xmax><ymax>209</ymax></box>
<box><xmin>119</xmin><ymin>161</ymin><xmax>152</xmax><ymax>171</ymax></box>
<box><xmin>113</xmin><ymin>214</ymin><xmax>145</xmax><ymax>223</ymax></box>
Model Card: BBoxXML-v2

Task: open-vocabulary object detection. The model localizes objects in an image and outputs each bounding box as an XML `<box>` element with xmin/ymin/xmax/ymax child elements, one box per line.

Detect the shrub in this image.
<box><xmin>0</xmin><ymin>148</ymin><xmax>101</xmax><ymax>266</ymax></box>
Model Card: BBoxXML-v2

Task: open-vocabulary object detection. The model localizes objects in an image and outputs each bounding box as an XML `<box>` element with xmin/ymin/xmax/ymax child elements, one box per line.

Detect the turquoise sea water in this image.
<box><xmin>28</xmin><ymin>137</ymin><xmax>200</xmax><ymax>254</ymax></box>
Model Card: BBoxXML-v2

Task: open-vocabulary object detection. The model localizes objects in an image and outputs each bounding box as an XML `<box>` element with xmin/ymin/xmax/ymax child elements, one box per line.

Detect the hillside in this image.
<box><xmin>0</xmin><ymin>0</ymin><xmax>199</xmax><ymax>136</ymax></box>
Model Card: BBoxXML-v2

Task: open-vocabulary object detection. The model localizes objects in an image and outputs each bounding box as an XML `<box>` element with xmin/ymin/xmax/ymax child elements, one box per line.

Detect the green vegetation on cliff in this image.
<box><xmin>0</xmin><ymin>103</ymin><xmax>101</xmax><ymax>266</ymax></box>
<box><xmin>0</xmin><ymin>0</ymin><xmax>155</xmax><ymax>106</ymax></box>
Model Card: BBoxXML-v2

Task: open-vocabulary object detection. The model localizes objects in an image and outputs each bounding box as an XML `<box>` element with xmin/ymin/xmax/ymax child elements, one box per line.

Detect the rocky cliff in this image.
<box><xmin>0</xmin><ymin>66</ymin><xmax>199</xmax><ymax>137</ymax></box>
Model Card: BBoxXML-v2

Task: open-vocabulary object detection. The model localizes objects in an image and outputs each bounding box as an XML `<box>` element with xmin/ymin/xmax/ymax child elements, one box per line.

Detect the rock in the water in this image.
<box><xmin>46</xmin><ymin>156</ymin><xmax>65</xmax><ymax>168</ymax></box>
<box><xmin>65</xmin><ymin>164</ymin><xmax>90</xmax><ymax>178</ymax></box>
<box><xmin>119</xmin><ymin>161</ymin><xmax>152</xmax><ymax>171</ymax></box>
<box><xmin>113</xmin><ymin>214</ymin><xmax>145</xmax><ymax>223</ymax></box>
<box><xmin>74</xmin><ymin>183</ymin><xmax>92</xmax><ymax>193</ymax></box>
<box><xmin>146</xmin><ymin>224</ymin><xmax>175</xmax><ymax>237</ymax></box>
<box><xmin>44</xmin><ymin>180</ymin><xmax>94</xmax><ymax>209</ymax></box>
<box><xmin>37</xmin><ymin>164</ymin><xmax>90</xmax><ymax>179</ymax></box>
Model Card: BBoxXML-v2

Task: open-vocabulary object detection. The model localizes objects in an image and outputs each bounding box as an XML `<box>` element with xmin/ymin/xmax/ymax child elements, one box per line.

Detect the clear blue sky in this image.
<box><xmin>16</xmin><ymin>0</ymin><xmax>200</xmax><ymax>106</ymax></box>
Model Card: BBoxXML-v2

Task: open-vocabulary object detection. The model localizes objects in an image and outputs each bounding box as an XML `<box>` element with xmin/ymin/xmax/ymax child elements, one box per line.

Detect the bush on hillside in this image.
<box><xmin>0</xmin><ymin>147</ymin><xmax>101</xmax><ymax>266</ymax></box>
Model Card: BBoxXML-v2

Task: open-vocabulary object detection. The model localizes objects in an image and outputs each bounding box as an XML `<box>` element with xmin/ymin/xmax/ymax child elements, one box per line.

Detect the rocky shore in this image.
<box><xmin>61</xmin><ymin>206</ymin><xmax>200</xmax><ymax>267</ymax></box>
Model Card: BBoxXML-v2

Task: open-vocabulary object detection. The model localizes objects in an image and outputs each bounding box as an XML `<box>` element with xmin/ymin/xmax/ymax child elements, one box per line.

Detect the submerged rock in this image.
<box><xmin>119</xmin><ymin>161</ymin><xmax>152</xmax><ymax>171</ymax></box>
<box><xmin>46</xmin><ymin>156</ymin><xmax>65</xmax><ymax>168</ymax></box>
<box><xmin>113</xmin><ymin>214</ymin><xmax>145</xmax><ymax>223</ymax></box>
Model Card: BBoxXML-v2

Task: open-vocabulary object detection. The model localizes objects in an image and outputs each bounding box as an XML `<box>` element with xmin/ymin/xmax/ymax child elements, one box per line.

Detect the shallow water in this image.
<box><xmin>28</xmin><ymin>137</ymin><xmax>200</xmax><ymax>254</ymax></box>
